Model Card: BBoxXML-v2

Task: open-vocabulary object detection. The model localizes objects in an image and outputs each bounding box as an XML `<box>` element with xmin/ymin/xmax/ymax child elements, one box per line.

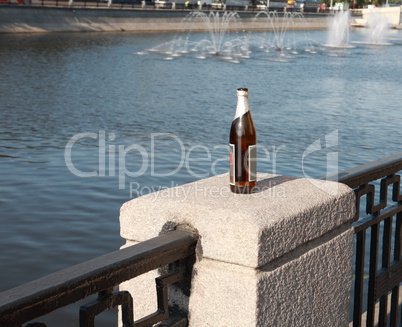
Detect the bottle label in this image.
<box><xmin>229</xmin><ymin>144</ymin><xmax>235</xmax><ymax>185</ymax></box>
<box><xmin>248</xmin><ymin>144</ymin><xmax>257</xmax><ymax>182</ymax></box>
<box><xmin>229</xmin><ymin>144</ymin><xmax>256</xmax><ymax>185</ymax></box>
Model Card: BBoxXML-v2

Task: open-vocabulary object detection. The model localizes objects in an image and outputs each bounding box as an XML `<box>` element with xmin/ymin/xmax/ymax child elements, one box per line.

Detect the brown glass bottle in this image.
<box><xmin>229</xmin><ymin>88</ymin><xmax>257</xmax><ymax>194</ymax></box>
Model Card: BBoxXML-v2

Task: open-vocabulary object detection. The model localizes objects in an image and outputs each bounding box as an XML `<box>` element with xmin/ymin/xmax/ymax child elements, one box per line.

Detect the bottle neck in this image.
<box><xmin>234</xmin><ymin>93</ymin><xmax>250</xmax><ymax>120</ymax></box>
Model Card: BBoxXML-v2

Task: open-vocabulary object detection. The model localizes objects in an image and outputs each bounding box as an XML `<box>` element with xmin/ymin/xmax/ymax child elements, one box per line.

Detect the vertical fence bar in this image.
<box><xmin>353</xmin><ymin>229</ymin><xmax>366</xmax><ymax>327</ymax></box>
<box><xmin>394</xmin><ymin>189</ymin><xmax>402</xmax><ymax>326</ymax></box>
<box><xmin>367</xmin><ymin>223</ymin><xmax>379</xmax><ymax>327</ymax></box>
<box><xmin>390</xmin><ymin>285</ymin><xmax>400</xmax><ymax>327</ymax></box>
<box><xmin>379</xmin><ymin>216</ymin><xmax>392</xmax><ymax>326</ymax></box>
<box><xmin>391</xmin><ymin>212</ymin><xmax>402</xmax><ymax>326</ymax></box>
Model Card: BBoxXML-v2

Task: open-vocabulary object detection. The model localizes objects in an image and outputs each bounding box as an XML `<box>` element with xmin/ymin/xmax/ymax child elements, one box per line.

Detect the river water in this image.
<box><xmin>1</xmin><ymin>24</ymin><xmax>402</xmax><ymax>324</ymax></box>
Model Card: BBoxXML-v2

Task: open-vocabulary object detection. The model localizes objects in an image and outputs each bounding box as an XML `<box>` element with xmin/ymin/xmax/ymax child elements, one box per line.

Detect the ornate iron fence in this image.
<box><xmin>0</xmin><ymin>229</ymin><xmax>198</xmax><ymax>327</ymax></box>
<box><xmin>328</xmin><ymin>152</ymin><xmax>402</xmax><ymax>327</ymax></box>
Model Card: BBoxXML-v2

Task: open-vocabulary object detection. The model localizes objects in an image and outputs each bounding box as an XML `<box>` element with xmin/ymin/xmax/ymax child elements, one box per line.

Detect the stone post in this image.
<box><xmin>119</xmin><ymin>173</ymin><xmax>355</xmax><ymax>326</ymax></box>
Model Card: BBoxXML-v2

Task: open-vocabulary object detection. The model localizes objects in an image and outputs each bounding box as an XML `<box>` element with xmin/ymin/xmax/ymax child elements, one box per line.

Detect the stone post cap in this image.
<box><xmin>120</xmin><ymin>173</ymin><xmax>355</xmax><ymax>268</ymax></box>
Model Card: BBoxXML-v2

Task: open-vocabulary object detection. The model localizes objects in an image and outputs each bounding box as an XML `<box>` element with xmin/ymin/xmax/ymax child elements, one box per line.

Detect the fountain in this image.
<box><xmin>349</xmin><ymin>8</ymin><xmax>392</xmax><ymax>45</ymax></box>
<box><xmin>137</xmin><ymin>9</ymin><xmax>399</xmax><ymax>62</ymax></box>
<box><xmin>325</xmin><ymin>11</ymin><xmax>351</xmax><ymax>47</ymax></box>
<box><xmin>189</xmin><ymin>11</ymin><xmax>243</xmax><ymax>56</ymax></box>
<box><xmin>251</xmin><ymin>11</ymin><xmax>316</xmax><ymax>55</ymax></box>
<box><xmin>146</xmin><ymin>11</ymin><xmax>250</xmax><ymax>62</ymax></box>
<box><xmin>365</xmin><ymin>10</ymin><xmax>391</xmax><ymax>44</ymax></box>
<box><xmin>141</xmin><ymin>11</ymin><xmax>316</xmax><ymax>63</ymax></box>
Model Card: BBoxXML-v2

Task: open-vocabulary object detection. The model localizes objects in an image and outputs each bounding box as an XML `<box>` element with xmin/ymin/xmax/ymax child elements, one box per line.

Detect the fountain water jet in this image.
<box><xmin>190</xmin><ymin>11</ymin><xmax>242</xmax><ymax>56</ymax></box>
<box><xmin>146</xmin><ymin>11</ymin><xmax>249</xmax><ymax>61</ymax></box>
<box><xmin>365</xmin><ymin>10</ymin><xmax>391</xmax><ymax>44</ymax></box>
<box><xmin>325</xmin><ymin>11</ymin><xmax>351</xmax><ymax>47</ymax></box>
<box><xmin>255</xmin><ymin>11</ymin><xmax>294</xmax><ymax>52</ymax></box>
<box><xmin>349</xmin><ymin>9</ymin><xmax>392</xmax><ymax>46</ymax></box>
<box><xmin>246</xmin><ymin>10</ymin><xmax>316</xmax><ymax>60</ymax></box>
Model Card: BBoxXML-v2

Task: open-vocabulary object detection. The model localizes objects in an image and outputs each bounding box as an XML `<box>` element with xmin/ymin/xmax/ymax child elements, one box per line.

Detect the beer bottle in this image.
<box><xmin>229</xmin><ymin>88</ymin><xmax>257</xmax><ymax>194</ymax></box>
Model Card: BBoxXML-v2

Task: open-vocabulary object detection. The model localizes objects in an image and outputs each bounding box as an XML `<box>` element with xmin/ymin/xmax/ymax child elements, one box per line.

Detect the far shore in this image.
<box><xmin>0</xmin><ymin>5</ymin><xmax>348</xmax><ymax>34</ymax></box>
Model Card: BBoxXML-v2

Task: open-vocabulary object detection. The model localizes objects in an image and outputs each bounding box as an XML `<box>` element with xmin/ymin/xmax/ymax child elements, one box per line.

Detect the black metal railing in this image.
<box><xmin>328</xmin><ymin>152</ymin><xmax>402</xmax><ymax>327</ymax></box>
<box><xmin>0</xmin><ymin>229</ymin><xmax>198</xmax><ymax>327</ymax></box>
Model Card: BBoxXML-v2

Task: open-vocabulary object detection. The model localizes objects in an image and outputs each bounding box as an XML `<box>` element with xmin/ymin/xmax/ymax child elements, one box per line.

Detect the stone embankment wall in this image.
<box><xmin>0</xmin><ymin>6</ymin><xmax>328</xmax><ymax>33</ymax></box>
